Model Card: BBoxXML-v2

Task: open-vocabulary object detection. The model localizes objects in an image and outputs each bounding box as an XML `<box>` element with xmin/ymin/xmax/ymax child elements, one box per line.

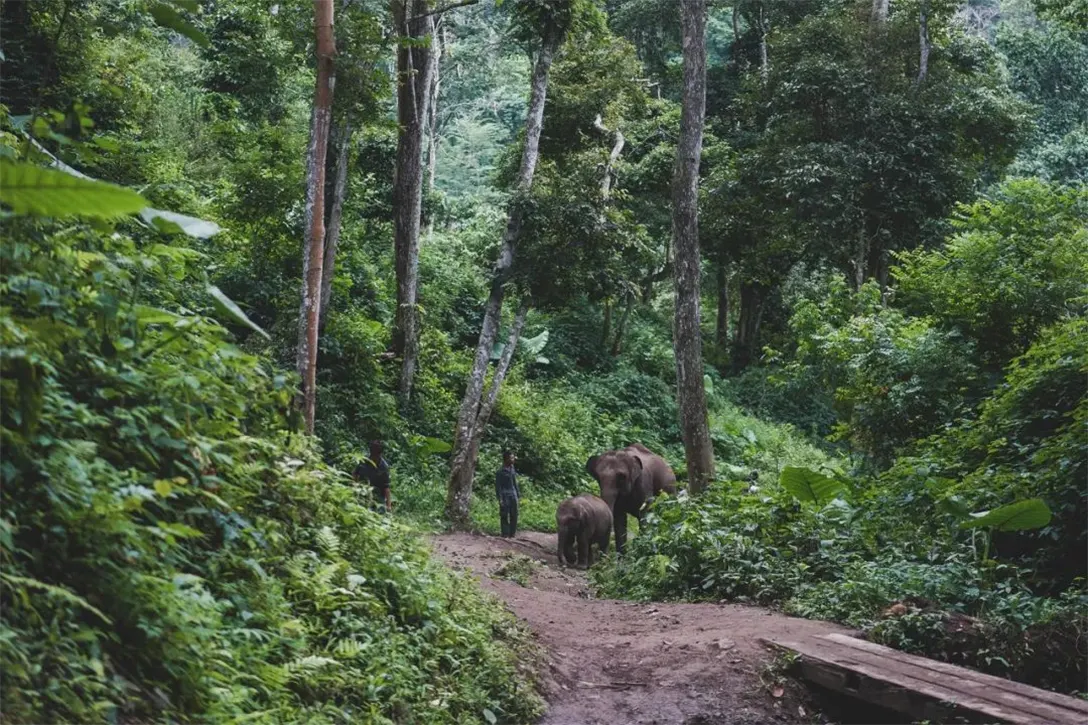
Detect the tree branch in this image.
<box><xmin>409</xmin><ymin>0</ymin><xmax>478</xmax><ymax>21</ymax></box>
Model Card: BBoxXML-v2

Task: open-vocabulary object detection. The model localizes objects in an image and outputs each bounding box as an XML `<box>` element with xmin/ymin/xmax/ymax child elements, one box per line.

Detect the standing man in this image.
<box><xmin>354</xmin><ymin>440</ymin><xmax>392</xmax><ymax>514</ymax></box>
<box><xmin>495</xmin><ymin>450</ymin><xmax>520</xmax><ymax>538</ymax></box>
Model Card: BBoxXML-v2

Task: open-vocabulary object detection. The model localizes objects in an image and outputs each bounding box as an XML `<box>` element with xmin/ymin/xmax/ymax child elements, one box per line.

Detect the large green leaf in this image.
<box><xmin>140</xmin><ymin>208</ymin><xmax>221</xmax><ymax>238</ymax></box>
<box><xmin>412</xmin><ymin>436</ymin><xmax>452</xmax><ymax>456</ymax></box>
<box><xmin>0</xmin><ymin>158</ymin><xmax>147</xmax><ymax>218</ymax></box>
<box><xmin>149</xmin><ymin>3</ymin><xmax>210</xmax><ymax>47</ymax></box>
<box><xmin>206</xmin><ymin>285</ymin><xmax>271</xmax><ymax>340</ymax></box>
<box><xmin>960</xmin><ymin>498</ymin><xmax>1053</xmax><ymax>532</ymax></box>
<box><xmin>519</xmin><ymin>329</ymin><xmax>549</xmax><ymax>356</ymax></box>
<box><xmin>779</xmin><ymin>466</ymin><xmax>846</xmax><ymax>505</ymax></box>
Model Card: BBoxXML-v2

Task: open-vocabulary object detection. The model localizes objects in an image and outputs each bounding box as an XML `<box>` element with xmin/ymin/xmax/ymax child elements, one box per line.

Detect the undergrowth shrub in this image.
<box><xmin>591</xmin><ymin>469</ymin><xmax>1088</xmax><ymax>694</ymax></box>
<box><xmin>0</xmin><ymin>217</ymin><xmax>543</xmax><ymax>724</ymax></box>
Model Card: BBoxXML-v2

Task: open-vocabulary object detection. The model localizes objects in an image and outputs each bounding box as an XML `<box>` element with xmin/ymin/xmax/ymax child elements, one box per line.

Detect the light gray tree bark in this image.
<box><xmin>672</xmin><ymin>0</ymin><xmax>715</xmax><ymax>494</ymax></box>
<box><xmin>297</xmin><ymin>0</ymin><xmax>336</xmax><ymax>435</ymax></box>
<box><xmin>445</xmin><ymin>30</ymin><xmax>561</xmax><ymax>528</ymax></box>
<box><xmin>319</xmin><ymin>117</ymin><xmax>352</xmax><ymax>328</ymax></box>
<box><xmin>917</xmin><ymin>0</ymin><xmax>930</xmax><ymax>84</ymax></box>
<box><xmin>392</xmin><ymin>0</ymin><xmax>436</xmax><ymax>406</ymax></box>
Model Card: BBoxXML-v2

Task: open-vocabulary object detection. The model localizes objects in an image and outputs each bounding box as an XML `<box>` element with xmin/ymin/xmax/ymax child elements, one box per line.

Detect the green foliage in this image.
<box><xmin>0</xmin><ymin>189</ymin><xmax>543</xmax><ymax>723</ymax></box>
<box><xmin>776</xmin><ymin>274</ymin><xmax>980</xmax><ymax>464</ymax></box>
<box><xmin>591</xmin><ymin>476</ymin><xmax>1088</xmax><ymax>693</ymax></box>
<box><xmin>895</xmin><ymin>180</ymin><xmax>1088</xmax><ymax>368</ymax></box>
<box><xmin>779</xmin><ymin>466</ymin><xmax>846</xmax><ymax>506</ymax></box>
<box><xmin>0</xmin><ymin>158</ymin><xmax>148</xmax><ymax>217</ymax></box>
<box><xmin>960</xmin><ymin>499</ymin><xmax>1052</xmax><ymax>533</ymax></box>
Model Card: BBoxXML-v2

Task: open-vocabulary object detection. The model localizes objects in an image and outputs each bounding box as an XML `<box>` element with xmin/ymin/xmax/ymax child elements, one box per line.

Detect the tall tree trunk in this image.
<box><xmin>715</xmin><ymin>261</ymin><xmax>731</xmax><ymax>349</ymax></box>
<box><xmin>457</xmin><ymin>300</ymin><xmax>530</xmax><ymax>499</ymax></box>
<box><xmin>672</xmin><ymin>0</ymin><xmax>715</xmax><ymax>495</ymax></box>
<box><xmin>758</xmin><ymin>5</ymin><xmax>769</xmax><ymax>84</ymax></box>
<box><xmin>917</xmin><ymin>0</ymin><xmax>930</xmax><ymax>84</ymax></box>
<box><xmin>593</xmin><ymin>114</ymin><xmax>625</xmax><ymax>200</ymax></box>
<box><xmin>424</xmin><ymin>19</ymin><xmax>443</xmax><ymax>238</ymax></box>
<box><xmin>319</xmin><ymin>117</ymin><xmax>352</xmax><ymax>329</ymax></box>
<box><xmin>611</xmin><ymin>291</ymin><xmax>634</xmax><ymax>357</ymax></box>
<box><xmin>732</xmin><ymin>281</ymin><xmax>764</xmax><ymax>372</ymax></box>
<box><xmin>471</xmin><ymin>299</ymin><xmax>529</xmax><ymax>448</ymax></box>
<box><xmin>297</xmin><ymin>0</ymin><xmax>336</xmax><ymax>435</ymax></box>
<box><xmin>392</xmin><ymin>0</ymin><xmax>436</xmax><ymax>406</ymax></box>
<box><xmin>871</xmin><ymin>0</ymin><xmax>889</xmax><ymax>24</ymax></box>
<box><xmin>601</xmin><ymin>299</ymin><xmax>613</xmax><ymax>348</ymax></box>
<box><xmin>445</xmin><ymin>31</ymin><xmax>561</xmax><ymax>528</ymax></box>
<box><xmin>854</xmin><ymin>219</ymin><xmax>869</xmax><ymax>290</ymax></box>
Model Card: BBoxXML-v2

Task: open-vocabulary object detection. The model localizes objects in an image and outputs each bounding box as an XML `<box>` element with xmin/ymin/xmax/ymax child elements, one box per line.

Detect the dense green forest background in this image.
<box><xmin>1</xmin><ymin>0</ymin><xmax>1085</xmax><ymax>722</ymax></box>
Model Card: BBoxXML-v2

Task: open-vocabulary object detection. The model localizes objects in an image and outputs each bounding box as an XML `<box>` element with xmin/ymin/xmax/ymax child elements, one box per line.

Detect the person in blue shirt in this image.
<box><xmin>353</xmin><ymin>440</ymin><xmax>392</xmax><ymax>514</ymax></box>
<box><xmin>495</xmin><ymin>449</ymin><xmax>519</xmax><ymax>537</ymax></box>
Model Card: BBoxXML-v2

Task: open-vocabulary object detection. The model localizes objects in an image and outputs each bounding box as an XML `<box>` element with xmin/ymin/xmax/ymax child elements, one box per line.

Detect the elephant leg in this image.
<box><xmin>557</xmin><ymin>529</ymin><xmax>568</xmax><ymax>567</ymax></box>
<box><xmin>578</xmin><ymin>533</ymin><xmax>590</xmax><ymax>569</ymax></box>
<box><xmin>614</xmin><ymin>512</ymin><xmax>628</xmax><ymax>556</ymax></box>
<box><xmin>598</xmin><ymin>530</ymin><xmax>610</xmax><ymax>556</ymax></box>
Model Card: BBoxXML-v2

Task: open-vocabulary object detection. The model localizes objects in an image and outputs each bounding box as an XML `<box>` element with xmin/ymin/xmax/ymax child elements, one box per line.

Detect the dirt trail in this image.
<box><xmin>431</xmin><ymin>531</ymin><xmax>849</xmax><ymax>725</ymax></box>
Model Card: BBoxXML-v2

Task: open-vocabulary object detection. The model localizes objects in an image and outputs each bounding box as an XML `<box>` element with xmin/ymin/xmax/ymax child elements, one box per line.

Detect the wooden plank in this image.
<box><xmin>822</xmin><ymin>634</ymin><xmax>1088</xmax><ymax>718</ymax></box>
<box><xmin>765</xmin><ymin>637</ymin><xmax>1080</xmax><ymax>725</ymax></box>
<box><xmin>823</xmin><ymin>633</ymin><xmax>1088</xmax><ymax>715</ymax></box>
<box><xmin>800</xmin><ymin>635</ymin><xmax>1083</xmax><ymax>724</ymax></box>
<box><xmin>772</xmin><ymin>637</ymin><xmax>1035</xmax><ymax>723</ymax></box>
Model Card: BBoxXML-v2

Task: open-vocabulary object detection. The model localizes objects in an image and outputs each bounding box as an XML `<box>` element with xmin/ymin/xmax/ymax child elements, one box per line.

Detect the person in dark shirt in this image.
<box><xmin>353</xmin><ymin>440</ymin><xmax>392</xmax><ymax>514</ymax></box>
<box><xmin>495</xmin><ymin>449</ymin><xmax>519</xmax><ymax>538</ymax></box>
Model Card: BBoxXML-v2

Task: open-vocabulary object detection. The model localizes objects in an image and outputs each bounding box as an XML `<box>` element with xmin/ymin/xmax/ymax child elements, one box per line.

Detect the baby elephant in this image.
<box><xmin>556</xmin><ymin>494</ymin><xmax>613</xmax><ymax>569</ymax></box>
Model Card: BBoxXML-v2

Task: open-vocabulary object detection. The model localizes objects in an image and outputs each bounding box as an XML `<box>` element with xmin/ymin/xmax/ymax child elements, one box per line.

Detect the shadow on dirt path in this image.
<box><xmin>431</xmin><ymin>531</ymin><xmax>850</xmax><ymax>725</ymax></box>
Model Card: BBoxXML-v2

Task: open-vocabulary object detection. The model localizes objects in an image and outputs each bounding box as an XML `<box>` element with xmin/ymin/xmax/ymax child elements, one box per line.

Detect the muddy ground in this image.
<box><xmin>431</xmin><ymin>531</ymin><xmax>849</xmax><ymax>725</ymax></box>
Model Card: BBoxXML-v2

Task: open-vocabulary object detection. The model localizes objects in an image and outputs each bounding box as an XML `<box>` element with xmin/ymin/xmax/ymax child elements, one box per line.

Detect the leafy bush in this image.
<box><xmin>881</xmin><ymin>316</ymin><xmax>1088</xmax><ymax>589</ymax></box>
<box><xmin>591</xmin><ymin>464</ymin><xmax>1088</xmax><ymax>694</ymax></box>
<box><xmin>0</xmin><ymin>214</ymin><xmax>543</xmax><ymax>724</ymax></box>
<box><xmin>895</xmin><ymin>179</ymin><xmax>1088</xmax><ymax>368</ymax></box>
<box><xmin>776</xmin><ymin>276</ymin><xmax>980</xmax><ymax>465</ymax></box>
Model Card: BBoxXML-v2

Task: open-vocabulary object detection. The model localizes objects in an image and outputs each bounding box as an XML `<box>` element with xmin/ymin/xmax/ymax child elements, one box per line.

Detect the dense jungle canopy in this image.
<box><xmin>0</xmin><ymin>0</ymin><xmax>1085</xmax><ymax>722</ymax></box>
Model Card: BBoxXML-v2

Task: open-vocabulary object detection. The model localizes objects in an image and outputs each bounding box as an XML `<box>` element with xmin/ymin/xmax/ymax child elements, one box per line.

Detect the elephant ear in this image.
<box><xmin>625</xmin><ymin>454</ymin><xmax>644</xmax><ymax>491</ymax></box>
<box><xmin>586</xmin><ymin>455</ymin><xmax>600</xmax><ymax>480</ymax></box>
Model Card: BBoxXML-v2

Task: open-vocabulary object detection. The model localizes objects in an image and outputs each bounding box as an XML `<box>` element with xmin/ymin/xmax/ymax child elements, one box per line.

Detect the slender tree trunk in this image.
<box><xmin>715</xmin><ymin>261</ymin><xmax>731</xmax><ymax>349</ymax></box>
<box><xmin>458</xmin><ymin>300</ymin><xmax>530</xmax><ymax>497</ymax></box>
<box><xmin>917</xmin><ymin>0</ymin><xmax>930</xmax><ymax>84</ymax></box>
<box><xmin>445</xmin><ymin>31</ymin><xmax>561</xmax><ymax>528</ymax></box>
<box><xmin>854</xmin><ymin>219</ymin><xmax>869</xmax><ymax>290</ymax></box>
<box><xmin>673</xmin><ymin>0</ymin><xmax>715</xmax><ymax>495</ymax></box>
<box><xmin>732</xmin><ymin>281</ymin><xmax>764</xmax><ymax>372</ymax></box>
<box><xmin>473</xmin><ymin>299</ymin><xmax>529</xmax><ymax>447</ymax></box>
<box><xmin>424</xmin><ymin>19</ymin><xmax>443</xmax><ymax>237</ymax></box>
<box><xmin>758</xmin><ymin>5</ymin><xmax>769</xmax><ymax>84</ymax></box>
<box><xmin>611</xmin><ymin>291</ymin><xmax>634</xmax><ymax>356</ymax></box>
<box><xmin>297</xmin><ymin>0</ymin><xmax>336</xmax><ymax>435</ymax></box>
<box><xmin>319</xmin><ymin>117</ymin><xmax>352</xmax><ymax>329</ymax></box>
<box><xmin>593</xmin><ymin>114</ymin><xmax>626</xmax><ymax>200</ymax></box>
<box><xmin>601</xmin><ymin>299</ymin><xmax>613</xmax><ymax>347</ymax></box>
<box><xmin>392</xmin><ymin>0</ymin><xmax>436</xmax><ymax>406</ymax></box>
<box><xmin>871</xmin><ymin>0</ymin><xmax>889</xmax><ymax>24</ymax></box>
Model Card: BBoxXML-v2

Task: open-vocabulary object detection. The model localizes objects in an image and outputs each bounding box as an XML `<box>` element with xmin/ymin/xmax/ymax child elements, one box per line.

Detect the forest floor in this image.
<box><xmin>431</xmin><ymin>531</ymin><xmax>849</xmax><ymax>725</ymax></box>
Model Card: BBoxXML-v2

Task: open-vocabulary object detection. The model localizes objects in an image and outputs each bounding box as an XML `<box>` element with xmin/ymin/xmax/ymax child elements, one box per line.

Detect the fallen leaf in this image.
<box><xmin>798</xmin><ymin>705</ymin><xmax>806</xmax><ymax>717</ymax></box>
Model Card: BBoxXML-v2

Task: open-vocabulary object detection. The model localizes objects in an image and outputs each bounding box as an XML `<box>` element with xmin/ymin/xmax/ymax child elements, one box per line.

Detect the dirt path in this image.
<box><xmin>431</xmin><ymin>531</ymin><xmax>849</xmax><ymax>725</ymax></box>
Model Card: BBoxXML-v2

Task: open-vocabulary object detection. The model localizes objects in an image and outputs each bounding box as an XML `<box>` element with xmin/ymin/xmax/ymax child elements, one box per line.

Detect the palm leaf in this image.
<box><xmin>0</xmin><ymin>158</ymin><xmax>147</xmax><ymax>218</ymax></box>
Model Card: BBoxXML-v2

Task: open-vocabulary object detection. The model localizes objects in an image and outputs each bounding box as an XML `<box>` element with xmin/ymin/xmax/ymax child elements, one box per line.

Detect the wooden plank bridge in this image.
<box><xmin>764</xmin><ymin>632</ymin><xmax>1088</xmax><ymax>724</ymax></box>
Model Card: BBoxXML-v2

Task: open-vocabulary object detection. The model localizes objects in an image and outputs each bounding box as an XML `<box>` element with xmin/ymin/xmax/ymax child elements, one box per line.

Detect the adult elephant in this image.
<box><xmin>585</xmin><ymin>443</ymin><xmax>676</xmax><ymax>554</ymax></box>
